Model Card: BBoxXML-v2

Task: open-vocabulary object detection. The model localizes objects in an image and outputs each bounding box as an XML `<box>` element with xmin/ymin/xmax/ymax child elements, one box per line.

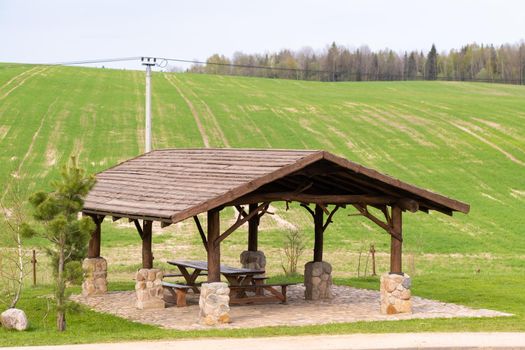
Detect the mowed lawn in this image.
<box><xmin>0</xmin><ymin>63</ymin><xmax>524</xmax><ymax>345</ymax></box>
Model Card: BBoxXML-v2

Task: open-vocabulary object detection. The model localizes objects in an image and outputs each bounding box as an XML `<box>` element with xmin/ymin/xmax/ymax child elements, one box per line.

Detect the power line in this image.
<box><xmin>158</xmin><ymin>57</ymin><xmax>336</xmax><ymax>75</ymax></box>
<box><xmin>41</xmin><ymin>56</ymin><xmax>337</xmax><ymax>75</ymax></box>
<box><xmin>48</xmin><ymin>56</ymin><xmax>142</xmax><ymax>66</ymax></box>
<box><xmin>0</xmin><ymin>56</ymin><xmax>523</xmax><ymax>85</ymax></box>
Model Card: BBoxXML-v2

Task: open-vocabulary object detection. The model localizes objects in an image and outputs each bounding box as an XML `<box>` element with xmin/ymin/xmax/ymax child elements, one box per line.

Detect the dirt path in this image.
<box><xmin>6</xmin><ymin>333</ymin><xmax>525</xmax><ymax>350</ymax></box>
<box><xmin>164</xmin><ymin>74</ymin><xmax>210</xmax><ymax>147</ymax></box>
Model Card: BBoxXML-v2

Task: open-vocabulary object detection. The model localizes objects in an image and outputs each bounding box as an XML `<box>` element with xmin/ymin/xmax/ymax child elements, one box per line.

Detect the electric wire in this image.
<box><xmin>0</xmin><ymin>56</ymin><xmax>522</xmax><ymax>85</ymax></box>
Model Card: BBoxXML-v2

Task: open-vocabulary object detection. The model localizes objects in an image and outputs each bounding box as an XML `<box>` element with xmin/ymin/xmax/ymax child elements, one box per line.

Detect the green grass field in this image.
<box><xmin>0</xmin><ymin>63</ymin><xmax>524</xmax><ymax>345</ymax></box>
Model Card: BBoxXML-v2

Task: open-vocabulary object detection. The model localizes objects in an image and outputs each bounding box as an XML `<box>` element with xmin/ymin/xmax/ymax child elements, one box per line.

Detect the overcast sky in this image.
<box><xmin>1</xmin><ymin>0</ymin><xmax>523</xmax><ymax>70</ymax></box>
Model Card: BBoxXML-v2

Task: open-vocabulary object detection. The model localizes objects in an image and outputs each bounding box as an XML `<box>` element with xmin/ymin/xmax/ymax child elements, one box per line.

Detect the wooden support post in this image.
<box><xmin>390</xmin><ymin>206</ymin><xmax>403</xmax><ymax>274</ymax></box>
<box><xmin>207</xmin><ymin>209</ymin><xmax>221</xmax><ymax>282</ymax></box>
<box><xmin>31</xmin><ymin>249</ymin><xmax>37</xmax><ymax>286</ymax></box>
<box><xmin>370</xmin><ymin>244</ymin><xmax>377</xmax><ymax>276</ymax></box>
<box><xmin>87</xmin><ymin>215</ymin><xmax>103</xmax><ymax>258</ymax></box>
<box><xmin>142</xmin><ymin>220</ymin><xmax>153</xmax><ymax>269</ymax></box>
<box><xmin>248</xmin><ymin>203</ymin><xmax>259</xmax><ymax>252</ymax></box>
<box><xmin>313</xmin><ymin>204</ymin><xmax>324</xmax><ymax>262</ymax></box>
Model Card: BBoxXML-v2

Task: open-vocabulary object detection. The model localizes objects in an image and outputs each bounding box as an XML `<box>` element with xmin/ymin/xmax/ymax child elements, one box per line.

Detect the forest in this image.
<box><xmin>187</xmin><ymin>42</ymin><xmax>525</xmax><ymax>84</ymax></box>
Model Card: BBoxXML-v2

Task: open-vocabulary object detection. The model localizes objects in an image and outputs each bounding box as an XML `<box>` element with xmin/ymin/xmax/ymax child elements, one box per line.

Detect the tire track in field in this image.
<box><xmin>0</xmin><ymin>66</ymin><xmax>49</xmax><ymax>100</ymax></box>
<box><xmin>163</xmin><ymin>73</ymin><xmax>210</xmax><ymax>147</ymax></box>
<box><xmin>450</xmin><ymin>121</ymin><xmax>525</xmax><ymax>167</ymax></box>
<box><xmin>0</xmin><ymin>66</ymin><xmax>39</xmax><ymax>91</ymax></box>
<box><xmin>167</xmin><ymin>74</ymin><xmax>231</xmax><ymax>147</ymax></box>
<box><xmin>1</xmin><ymin>98</ymin><xmax>59</xmax><ymax>201</ymax></box>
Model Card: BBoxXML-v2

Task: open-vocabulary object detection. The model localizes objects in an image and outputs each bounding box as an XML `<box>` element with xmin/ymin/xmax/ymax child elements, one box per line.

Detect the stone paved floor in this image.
<box><xmin>70</xmin><ymin>285</ymin><xmax>511</xmax><ymax>330</ymax></box>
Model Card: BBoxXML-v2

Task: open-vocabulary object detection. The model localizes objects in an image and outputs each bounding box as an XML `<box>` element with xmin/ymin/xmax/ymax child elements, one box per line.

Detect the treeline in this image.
<box><xmin>187</xmin><ymin>42</ymin><xmax>525</xmax><ymax>84</ymax></box>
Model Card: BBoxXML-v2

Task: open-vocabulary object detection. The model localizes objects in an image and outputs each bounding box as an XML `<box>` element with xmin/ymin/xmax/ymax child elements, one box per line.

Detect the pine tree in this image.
<box><xmin>23</xmin><ymin>157</ymin><xmax>95</xmax><ymax>331</ymax></box>
<box><xmin>425</xmin><ymin>44</ymin><xmax>438</xmax><ymax>80</ymax></box>
<box><xmin>407</xmin><ymin>52</ymin><xmax>417</xmax><ymax>79</ymax></box>
<box><xmin>403</xmin><ymin>52</ymin><xmax>409</xmax><ymax>80</ymax></box>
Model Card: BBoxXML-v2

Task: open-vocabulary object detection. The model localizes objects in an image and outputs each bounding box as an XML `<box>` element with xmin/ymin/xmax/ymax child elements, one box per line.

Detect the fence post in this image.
<box><xmin>31</xmin><ymin>249</ymin><xmax>37</xmax><ymax>286</ymax></box>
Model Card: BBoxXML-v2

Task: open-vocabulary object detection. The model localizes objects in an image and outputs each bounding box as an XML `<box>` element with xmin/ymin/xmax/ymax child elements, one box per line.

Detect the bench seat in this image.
<box><xmin>161</xmin><ymin>282</ymin><xmax>193</xmax><ymax>307</ymax></box>
<box><xmin>162</xmin><ymin>280</ymin><xmax>298</xmax><ymax>307</ymax></box>
<box><xmin>229</xmin><ymin>282</ymin><xmax>297</xmax><ymax>304</ymax></box>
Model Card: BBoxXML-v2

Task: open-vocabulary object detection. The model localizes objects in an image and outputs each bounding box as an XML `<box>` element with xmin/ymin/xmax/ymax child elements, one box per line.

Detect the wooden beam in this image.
<box><xmin>228</xmin><ymin>192</ymin><xmax>396</xmax><ymax>206</ymax></box>
<box><xmin>112</xmin><ymin>216</ymin><xmax>121</xmax><ymax>222</ymax></box>
<box><xmin>300</xmin><ymin>203</ymin><xmax>315</xmax><ymax>218</ymax></box>
<box><xmin>133</xmin><ymin>219</ymin><xmax>144</xmax><ymax>239</ymax></box>
<box><xmin>87</xmin><ymin>214</ymin><xmax>104</xmax><ymax>258</ymax></box>
<box><xmin>207</xmin><ymin>209</ymin><xmax>221</xmax><ymax>282</ymax></box>
<box><xmin>215</xmin><ymin>202</ymin><xmax>269</xmax><ymax>245</ymax></box>
<box><xmin>353</xmin><ymin>204</ymin><xmax>402</xmax><ymax>242</ymax></box>
<box><xmin>317</xmin><ymin>203</ymin><xmax>330</xmax><ymax>215</ymax></box>
<box><xmin>142</xmin><ymin>220</ymin><xmax>153</xmax><ymax>269</ymax></box>
<box><xmin>82</xmin><ymin>209</ymin><xmax>172</xmax><ymax>225</ymax></box>
<box><xmin>235</xmin><ymin>205</ymin><xmax>248</xmax><ymax>218</ymax></box>
<box><xmin>322</xmin><ymin>205</ymin><xmax>340</xmax><ymax>233</ymax></box>
<box><xmin>193</xmin><ymin>215</ymin><xmax>208</xmax><ymax>253</ymax></box>
<box><xmin>161</xmin><ymin>221</ymin><xmax>172</xmax><ymax>228</ymax></box>
<box><xmin>390</xmin><ymin>206</ymin><xmax>403</xmax><ymax>274</ymax></box>
<box><xmin>248</xmin><ymin>203</ymin><xmax>259</xmax><ymax>251</ymax></box>
<box><xmin>353</xmin><ymin>204</ymin><xmax>390</xmax><ymax>232</ymax></box>
<box><xmin>313</xmin><ymin>204</ymin><xmax>324</xmax><ymax>262</ymax></box>
<box><xmin>228</xmin><ymin>192</ymin><xmax>397</xmax><ymax>205</ymax></box>
<box><xmin>396</xmin><ymin>198</ymin><xmax>419</xmax><ymax>213</ymax></box>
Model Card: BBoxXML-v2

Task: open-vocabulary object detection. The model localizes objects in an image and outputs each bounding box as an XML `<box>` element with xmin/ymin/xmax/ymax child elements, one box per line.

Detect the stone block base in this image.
<box><xmin>135</xmin><ymin>268</ymin><xmax>165</xmax><ymax>310</ymax></box>
<box><xmin>199</xmin><ymin>282</ymin><xmax>231</xmax><ymax>325</ymax></box>
<box><xmin>82</xmin><ymin>257</ymin><xmax>108</xmax><ymax>297</ymax></box>
<box><xmin>240</xmin><ymin>250</ymin><xmax>266</xmax><ymax>270</ymax></box>
<box><xmin>304</xmin><ymin>261</ymin><xmax>333</xmax><ymax>300</ymax></box>
<box><xmin>380</xmin><ymin>273</ymin><xmax>412</xmax><ymax>314</ymax></box>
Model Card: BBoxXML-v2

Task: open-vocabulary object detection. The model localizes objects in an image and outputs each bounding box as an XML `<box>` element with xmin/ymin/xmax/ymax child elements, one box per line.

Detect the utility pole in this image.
<box><xmin>141</xmin><ymin>57</ymin><xmax>156</xmax><ymax>153</ymax></box>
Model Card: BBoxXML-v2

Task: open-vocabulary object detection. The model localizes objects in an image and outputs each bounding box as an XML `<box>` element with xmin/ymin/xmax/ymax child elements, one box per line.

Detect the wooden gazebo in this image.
<box><xmin>82</xmin><ymin>148</ymin><xmax>469</xmax><ymax>282</ymax></box>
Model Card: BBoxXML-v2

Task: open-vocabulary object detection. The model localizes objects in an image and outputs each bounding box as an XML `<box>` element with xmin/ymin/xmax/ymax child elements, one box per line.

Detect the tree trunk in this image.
<box><xmin>10</xmin><ymin>228</ymin><xmax>24</xmax><ymax>308</ymax></box>
<box><xmin>57</xmin><ymin>311</ymin><xmax>66</xmax><ymax>332</ymax></box>
<box><xmin>56</xmin><ymin>243</ymin><xmax>66</xmax><ymax>332</ymax></box>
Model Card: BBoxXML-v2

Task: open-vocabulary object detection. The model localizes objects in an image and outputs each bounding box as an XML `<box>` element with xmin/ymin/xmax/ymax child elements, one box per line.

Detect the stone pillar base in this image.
<box><xmin>82</xmin><ymin>257</ymin><xmax>107</xmax><ymax>297</ymax></box>
<box><xmin>240</xmin><ymin>250</ymin><xmax>266</xmax><ymax>270</ymax></box>
<box><xmin>135</xmin><ymin>268</ymin><xmax>164</xmax><ymax>310</ymax></box>
<box><xmin>380</xmin><ymin>273</ymin><xmax>412</xmax><ymax>314</ymax></box>
<box><xmin>304</xmin><ymin>261</ymin><xmax>333</xmax><ymax>300</ymax></box>
<box><xmin>199</xmin><ymin>282</ymin><xmax>231</xmax><ymax>325</ymax></box>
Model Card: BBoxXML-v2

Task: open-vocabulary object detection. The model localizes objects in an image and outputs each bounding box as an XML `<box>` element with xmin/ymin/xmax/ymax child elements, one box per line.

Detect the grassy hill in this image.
<box><xmin>1</xmin><ymin>63</ymin><xmax>525</xmax><ymax>344</ymax></box>
<box><xmin>1</xmin><ymin>63</ymin><xmax>524</xmax><ymax>255</ymax></box>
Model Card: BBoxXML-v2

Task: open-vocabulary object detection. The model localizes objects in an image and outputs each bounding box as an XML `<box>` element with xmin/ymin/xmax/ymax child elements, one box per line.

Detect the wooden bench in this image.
<box><xmin>162</xmin><ymin>280</ymin><xmax>297</xmax><ymax>307</ymax></box>
<box><xmin>229</xmin><ymin>282</ymin><xmax>296</xmax><ymax>305</ymax></box>
<box><xmin>164</xmin><ymin>272</ymin><xmax>207</xmax><ymax>278</ymax></box>
<box><xmin>161</xmin><ymin>281</ymin><xmax>193</xmax><ymax>307</ymax></box>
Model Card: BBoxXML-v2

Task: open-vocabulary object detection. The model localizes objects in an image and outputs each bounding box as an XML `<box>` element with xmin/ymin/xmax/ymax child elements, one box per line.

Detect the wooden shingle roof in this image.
<box><xmin>82</xmin><ymin>148</ymin><xmax>469</xmax><ymax>223</ymax></box>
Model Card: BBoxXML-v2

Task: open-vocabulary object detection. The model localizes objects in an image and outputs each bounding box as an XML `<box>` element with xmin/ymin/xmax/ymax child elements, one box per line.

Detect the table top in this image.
<box><xmin>167</xmin><ymin>260</ymin><xmax>265</xmax><ymax>276</ymax></box>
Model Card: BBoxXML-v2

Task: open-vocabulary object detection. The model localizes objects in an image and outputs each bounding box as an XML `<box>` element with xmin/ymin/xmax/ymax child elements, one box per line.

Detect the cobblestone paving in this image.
<box><xmin>70</xmin><ymin>285</ymin><xmax>511</xmax><ymax>330</ymax></box>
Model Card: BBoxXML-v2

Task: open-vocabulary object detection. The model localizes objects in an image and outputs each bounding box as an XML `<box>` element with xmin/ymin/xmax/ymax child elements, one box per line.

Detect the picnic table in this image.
<box><xmin>163</xmin><ymin>260</ymin><xmax>294</xmax><ymax>307</ymax></box>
